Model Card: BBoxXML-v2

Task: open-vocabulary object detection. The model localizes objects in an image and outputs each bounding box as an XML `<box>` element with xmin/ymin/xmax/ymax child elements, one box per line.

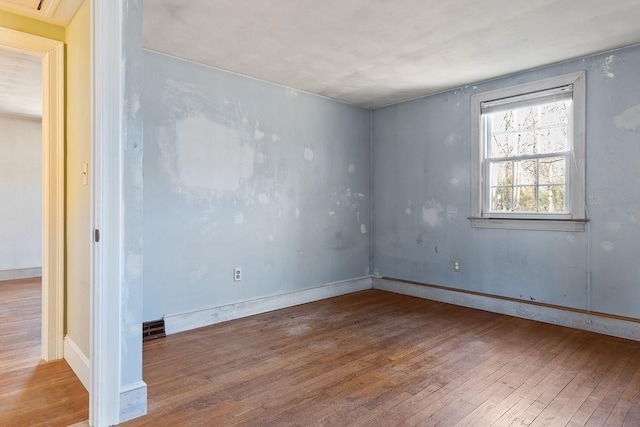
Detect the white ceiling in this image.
<box><xmin>0</xmin><ymin>0</ymin><xmax>83</xmax><ymax>119</ymax></box>
<box><xmin>144</xmin><ymin>0</ymin><xmax>640</xmax><ymax>108</ymax></box>
<box><xmin>0</xmin><ymin>47</ymin><xmax>41</xmax><ymax>119</ymax></box>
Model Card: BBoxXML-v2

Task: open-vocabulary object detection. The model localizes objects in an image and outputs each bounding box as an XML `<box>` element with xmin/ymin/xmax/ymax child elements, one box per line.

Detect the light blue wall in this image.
<box><xmin>372</xmin><ymin>45</ymin><xmax>640</xmax><ymax>319</ymax></box>
<box><xmin>144</xmin><ymin>45</ymin><xmax>640</xmax><ymax>323</ymax></box>
<box><xmin>143</xmin><ymin>51</ymin><xmax>371</xmax><ymax>321</ymax></box>
<box><xmin>122</xmin><ymin>0</ymin><xmax>145</xmax><ymax>388</ymax></box>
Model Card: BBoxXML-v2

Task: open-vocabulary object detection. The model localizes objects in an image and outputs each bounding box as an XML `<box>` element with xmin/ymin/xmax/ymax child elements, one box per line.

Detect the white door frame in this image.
<box><xmin>0</xmin><ymin>27</ymin><xmax>65</xmax><ymax>361</ymax></box>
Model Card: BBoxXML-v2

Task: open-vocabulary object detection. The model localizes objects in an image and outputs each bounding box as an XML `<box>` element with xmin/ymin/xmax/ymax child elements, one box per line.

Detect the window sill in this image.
<box><xmin>469</xmin><ymin>217</ymin><xmax>588</xmax><ymax>232</ymax></box>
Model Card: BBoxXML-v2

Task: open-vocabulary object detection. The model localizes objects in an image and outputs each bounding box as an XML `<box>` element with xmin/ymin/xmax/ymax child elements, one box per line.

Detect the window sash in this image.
<box><xmin>484</xmin><ymin>154</ymin><xmax>570</xmax><ymax>215</ymax></box>
<box><xmin>482</xmin><ymin>91</ymin><xmax>574</xmax><ymax>218</ymax></box>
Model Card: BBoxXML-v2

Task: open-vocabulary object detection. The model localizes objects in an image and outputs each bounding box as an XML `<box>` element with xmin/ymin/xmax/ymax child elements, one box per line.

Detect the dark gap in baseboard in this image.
<box><xmin>142</xmin><ymin>318</ymin><xmax>166</xmax><ymax>341</ymax></box>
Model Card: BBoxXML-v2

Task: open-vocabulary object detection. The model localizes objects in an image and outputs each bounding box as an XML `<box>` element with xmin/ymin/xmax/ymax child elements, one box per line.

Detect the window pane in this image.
<box><xmin>539</xmin><ymin>100</ymin><xmax>570</xmax><ymax>128</ymax></box>
<box><xmin>514</xmin><ymin>160</ymin><xmax>536</xmax><ymax>186</ymax></box>
<box><xmin>490</xmin><ymin>132</ymin><xmax>516</xmax><ymax>158</ymax></box>
<box><xmin>539</xmin><ymin>126</ymin><xmax>568</xmax><ymax>154</ymax></box>
<box><xmin>516</xmin><ymin>130</ymin><xmax>538</xmax><ymax>155</ymax></box>
<box><xmin>490</xmin><ymin>187</ymin><xmax>512</xmax><ymax>211</ymax></box>
<box><xmin>490</xmin><ymin>110</ymin><xmax>515</xmax><ymax>133</ymax></box>
<box><xmin>513</xmin><ymin>186</ymin><xmax>536</xmax><ymax>212</ymax></box>
<box><xmin>538</xmin><ymin>185</ymin><xmax>565</xmax><ymax>212</ymax></box>
<box><xmin>490</xmin><ymin>161</ymin><xmax>512</xmax><ymax>186</ymax></box>
<box><xmin>515</xmin><ymin>106</ymin><xmax>538</xmax><ymax>131</ymax></box>
<box><xmin>539</xmin><ymin>157</ymin><xmax>565</xmax><ymax>185</ymax></box>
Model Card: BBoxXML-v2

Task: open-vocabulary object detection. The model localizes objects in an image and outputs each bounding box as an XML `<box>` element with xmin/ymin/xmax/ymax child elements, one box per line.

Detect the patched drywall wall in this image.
<box><xmin>0</xmin><ymin>116</ymin><xmax>41</xmax><ymax>272</ymax></box>
<box><xmin>143</xmin><ymin>51</ymin><xmax>371</xmax><ymax>321</ymax></box>
<box><xmin>121</xmin><ymin>0</ymin><xmax>145</xmax><ymax>391</ymax></box>
<box><xmin>372</xmin><ymin>45</ymin><xmax>640</xmax><ymax>319</ymax></box>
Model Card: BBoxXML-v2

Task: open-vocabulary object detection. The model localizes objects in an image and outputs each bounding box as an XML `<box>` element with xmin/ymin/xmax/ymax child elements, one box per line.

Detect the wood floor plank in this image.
<box><xmin>124</xmin><ymin>290</ymin><xmax>640</xmax><ymax>427</ymax></box>
<box><xmin>0</xmin><ymin>278</ymin><xmax>88</xmax><ymax>426</ymax></box>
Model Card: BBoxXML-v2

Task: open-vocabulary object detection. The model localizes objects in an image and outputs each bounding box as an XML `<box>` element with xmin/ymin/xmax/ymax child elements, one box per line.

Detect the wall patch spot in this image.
<box><xmin>234</xmin><ymin>212</ymin><xmax>244</xmax><ymax>225</ymax></box>
<box><xmin>295</xmin><ymin>207</ymin><xmax>301</xmax><ymax>218</ymax></box>
<box><xmin>254</xmin><ymin>129</ymin><xmax>265</xmax><ymax>140</ymax></box>
<box><xmin>446</xmin><ymin>205</ymin><xmax>458</xmax><ymax>223</ymax></box>
<box><xmin>130</xmin><ymin>93</ymin><xmax>140</xmax><ymax>117</ymax></box>
<box><xmin>602</xmin><ymin>55</ymin><xmax>615</xmax><ymax>78</ymax></box>
<box><xmin>175</xmin><ymin>114</ymin><xmax>254</xmax><ymax>193</ymax></box>
<box><xmin>360</xmin><ymin>224</ymin><xmax>367</xmax><ymax>234</ymax></box>
<box><xmin>256</xmin><ymin>152</ymin><xmax>266</xmax><ymax>164</ymax></box>
<box><xmin>405</xmin><ymin>208</ymin><xmax>411</xmax><ymax>215</ymax></box>
<box><xmin>271</xmin><ymin>133</ymin><xmax>281</xmax><ymax>142</ymax></box>
<box><xmin>605</xmin><ymin>221</ymin><xmax>621</xmax><ymax>233</ymax></box>
<box><xmin>348</xmin><ymin>164</ymin><xmax>355</xmax><ymax>174</ymax></box>
<box><xmin>421</xmin><ymin>199</ymin><xmax>443</xmax><ymax>228</ymax></box>
<box><xmin>614</xmin><ymin>104</ymin><xmax>640</xmax><ymax>132</ymax></box>
<box><xmin>444</xmin><ymin>132</ymin><xmax>461</xmax><ymax>147</ymax></box>
<box><xmin>267</xmin><ymin>234</ymin><xmax>275</xmax><ymax>242</ymax></box>
<box><xmin>189</xmin><ymin>265</ymin><xmax>208</xmax><ymax>282</ymax></box>
<box><xmin>304</xmin><ymin>147</ymin><xmax>314</xmax><ymax>162</ymax></box>
<box><xmin>600</xmin><ymin>241</ymin><xmax>615</xmax><ymax>252</ymax></box>
<box><xmin>286</xmin><ymin>88</ymin><xmax>299</xmax><ymax>98</ymax></box>
<box><xmin>450</xmin><ymin>178</ymin><xmax>460</xmax><ymax>187</ymax></box>
<box><xmin>257</xmin><ymin>193</ymin><xmax>269</xmax><ymax>204</ymax></box>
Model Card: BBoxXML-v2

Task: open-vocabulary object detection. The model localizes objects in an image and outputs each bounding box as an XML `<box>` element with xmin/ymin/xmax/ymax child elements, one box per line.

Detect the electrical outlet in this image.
<box><xmin>453</xmin><ymin>260</ymin><xmax>461</xmax><ymax>273</ymax></box>
<box><xmin>234</xmin><ymin>267</ymin><xmax>242</xmax><ymax>282</ymax></box>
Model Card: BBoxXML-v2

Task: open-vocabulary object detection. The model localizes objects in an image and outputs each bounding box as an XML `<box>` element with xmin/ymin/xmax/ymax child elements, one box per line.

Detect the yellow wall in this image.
<box><xmin>0</xmin><ymin>10</ymin><xmax>64</xmax><ymax>41</ymax></box>
<box><xmin>64</xmin><ymin>0</ymin><xmax>91</xmax><ymax>357</ymax></box>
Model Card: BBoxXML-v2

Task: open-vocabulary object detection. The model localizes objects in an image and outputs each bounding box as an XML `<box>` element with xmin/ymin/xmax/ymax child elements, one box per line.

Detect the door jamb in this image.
<box><xmin>0</xmin><ymin>27</ymin><xmax>65</xmax><ymax>361</ymax></box>
<box><xmin>90</xmin><ymin>0</ymin><xmax>122</xmax><ymax>424</ymax></box>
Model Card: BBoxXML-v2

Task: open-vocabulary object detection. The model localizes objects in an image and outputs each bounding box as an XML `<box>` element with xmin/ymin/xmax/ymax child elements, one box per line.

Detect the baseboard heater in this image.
<box><xmin>142</xmin><ymin>318</ymin><xmax>166</xmax><ymax>341</ymax></box>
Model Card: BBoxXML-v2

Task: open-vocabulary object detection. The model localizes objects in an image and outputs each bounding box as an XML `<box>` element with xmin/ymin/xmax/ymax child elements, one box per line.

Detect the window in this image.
<box><xmin>470</xmin><ymin>72</ymin><xmax>587</xmax><ymax>231</ymax></box>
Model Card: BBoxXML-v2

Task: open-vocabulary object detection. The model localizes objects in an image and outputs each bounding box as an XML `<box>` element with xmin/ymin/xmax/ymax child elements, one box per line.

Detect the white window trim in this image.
<box><xmin>470</xmin><ymin>71</ymin><xmax>587</xmax><ymax>232</ymax></box>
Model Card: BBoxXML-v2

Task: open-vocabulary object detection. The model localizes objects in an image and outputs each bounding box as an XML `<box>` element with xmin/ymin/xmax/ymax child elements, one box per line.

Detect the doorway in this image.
<box><xmin>0</xmin><ymin>27</ymin><xmax>64</xmax><ymax>361</ymax></box>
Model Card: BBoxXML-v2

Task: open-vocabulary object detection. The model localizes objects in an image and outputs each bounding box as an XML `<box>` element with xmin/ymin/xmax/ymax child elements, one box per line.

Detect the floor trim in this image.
<box><xmin>374</xmin><ymin>277</ymin><xmax>640</xmax><ymax>341</ymax></box>
<box><xmin>119</xmin><ymin>381</ymin><xmax>147</xmax><ymax>423</ymax></box>
<box><xmin>0</xmin><ymin>268</ymin><xmax>42</xmax><ymax>281</ymax></box>
<box><xmin>164</xmin><ymin>276</ymin><xmax>373</xmax><ymax>335</ymax></box>
<box><xmin>64</xmin><ymin>335</ymin><xmax>90</xmax><ymax>391</ymax></box>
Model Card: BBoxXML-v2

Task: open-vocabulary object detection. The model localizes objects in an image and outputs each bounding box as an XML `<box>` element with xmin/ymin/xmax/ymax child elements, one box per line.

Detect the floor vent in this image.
<box><xmin>142</xmin><ymin>318</ymin><xmax>166</xmax><ymax>341</ymax></box>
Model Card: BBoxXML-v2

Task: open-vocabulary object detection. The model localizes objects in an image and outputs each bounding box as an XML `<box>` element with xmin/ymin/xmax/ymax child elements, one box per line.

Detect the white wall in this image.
<box><xmin>0</xmin><ymin>115</ymin><xmax>42</xmax><ymax>274</ymax></box>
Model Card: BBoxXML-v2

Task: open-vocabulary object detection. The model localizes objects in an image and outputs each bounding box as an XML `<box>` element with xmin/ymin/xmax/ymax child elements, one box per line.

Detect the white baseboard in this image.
<box><xmin>119</xmin><ymin>381</ymin><xmax>147</xmax><ymax>423</ymax></box>
<box><xmin>64</xmin><ymin>335</ymin><xmax>90</xmax><ymax>391</ymax></box>
<box><xmin>373</xmin><ymin>277</ymin><xmax>640</xmax><ymax>342</ymax></box>
<box><xmin>165</xmin><ymin>276</ymin><xmax>372</xmax><ymax>335</ymax></box>
<box><xmin>0</xmin><ymin>267</ymin><xmax>42</xmax><ymax>281</ymax></box>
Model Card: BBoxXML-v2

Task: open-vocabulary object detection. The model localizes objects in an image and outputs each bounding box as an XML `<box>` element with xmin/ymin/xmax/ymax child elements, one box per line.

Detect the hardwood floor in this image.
<box><xmin>0</xmin><ymin>278</ymin><xmax>88</xmax><ymax>426</ymax></box>
<box><xmin>126</xmin><ymin>290</ymin><xmax>640</xmax><ymax>426</ymax></box>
